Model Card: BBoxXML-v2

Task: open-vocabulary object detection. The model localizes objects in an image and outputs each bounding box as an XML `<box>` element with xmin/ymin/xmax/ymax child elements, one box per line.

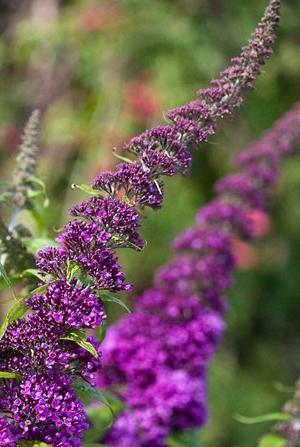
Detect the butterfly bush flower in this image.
<box><xmin>100</xmin><ymin>102</ymin><xmax>300</xmax><ymax>447</ymax></box>
<box><xmin>274</xmin><ymin>378</ymin><xmax>300</xmax><ymax>443</ymax></box>
<box><xmin>0</xmin><ymin>1</ymin><xmax>280</xmax><ymax>445</ymax></box>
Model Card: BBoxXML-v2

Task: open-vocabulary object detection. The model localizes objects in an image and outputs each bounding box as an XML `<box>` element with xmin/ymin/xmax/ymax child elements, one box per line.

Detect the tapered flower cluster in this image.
<box><xmin>100</xmin><ymin>103</ymin><xmax>300</xmax><ymax>447</ymax></box>
<box><xmin>12</xmin><ymin>110</ymin><xmax>40</xmax><ymax>208</ymax></box>
<box><xmin>0</xmin><ymin>1</ymin><xmax>280</xmax><ymax>445</ymax></box>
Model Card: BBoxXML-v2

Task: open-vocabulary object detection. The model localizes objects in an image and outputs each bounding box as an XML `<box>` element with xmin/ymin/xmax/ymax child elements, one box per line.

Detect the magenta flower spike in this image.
<box><xmin>0</xmin><ymin>1</ymin><xmax>280</xmax><ymax>445</ymax></box>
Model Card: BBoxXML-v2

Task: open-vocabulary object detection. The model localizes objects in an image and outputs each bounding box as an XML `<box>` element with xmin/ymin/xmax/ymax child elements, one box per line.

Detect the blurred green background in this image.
<box><xmin>0</xmin><ymin>0</ymin><xmax>300</xmax><ymax>446</ymax></box>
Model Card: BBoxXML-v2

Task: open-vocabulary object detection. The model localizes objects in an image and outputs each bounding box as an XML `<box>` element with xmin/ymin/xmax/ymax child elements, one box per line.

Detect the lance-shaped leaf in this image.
<box><xmin>0</xmin><ymin>296</ymin><xmax>27</xmax><ymax>341</ymax></box>
<box><xmin>71</xmin><ymin>183</ymin><xmax>104</xmax><ymax>197</ymax></box>
<box><xmin>0</xmin><ymin>371</ymin><xmax>22</xmax><ymax>380</ymax></box>
<box><xmin>61</xmin><ymin>329</ymin><xmax>99</xmax><ymax>358</ymax></box>
<box><xmin>0</xmin><ymin>260</ymin><xmax>17</xmax><ymax>299</ymax></box>
<box><xmin>234</xmin><ymin>412</ymin><xmax>292</xmax><ymax>424</ymax></box>
<box><xmin>100</xmin><ymin>291</ymin><xmax>131</xmax><ymax>314</ymax></box>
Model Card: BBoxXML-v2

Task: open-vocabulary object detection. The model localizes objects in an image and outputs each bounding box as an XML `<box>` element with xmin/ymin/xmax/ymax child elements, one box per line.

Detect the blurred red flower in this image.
<box><xmin>124</xmin><ymin>77</ymin><xmax>162</xmax><ymax>123</ymax></box>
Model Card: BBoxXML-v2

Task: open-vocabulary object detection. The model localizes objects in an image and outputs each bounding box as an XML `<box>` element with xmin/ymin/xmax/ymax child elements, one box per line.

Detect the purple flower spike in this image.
<box><xmin>100</xmin><ymin>102</ymin><xmax>300</xmax><ymax>447</ymax></box>
<box><xmin>0</xmin><ymin>0</ymin><xmax>282</xmax><ymax>443</ymax></box>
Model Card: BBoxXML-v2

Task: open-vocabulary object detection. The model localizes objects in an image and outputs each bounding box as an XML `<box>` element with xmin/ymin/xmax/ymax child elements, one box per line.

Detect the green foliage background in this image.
<box><xmin>0</xmin><ymin>0</ymin><xmax>300</xmax><ymax>446</ymax></box>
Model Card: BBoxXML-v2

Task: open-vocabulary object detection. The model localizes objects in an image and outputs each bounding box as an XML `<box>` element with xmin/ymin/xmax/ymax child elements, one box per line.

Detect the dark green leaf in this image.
<box><xmin>0</xmin><ymin>260</ymin><xmax>17</xmax><ymax>299</ymax></box>
<box><xmin>84</xmin><ymin>443</ymin><xmax>108</xmax><ymax>447</ymax></box>
<box><xmin>274</xmin><ymin>382</ymin><xmax>294</xmax><ymax>393</ymax></box>
<box><xmin>167</xmin><ymin>430</ymin><xmax>202</xmax><ymax>447</ymax></box>
<box><xmin>21</xmin><ymin>269</ymin><xmax>46</xmax><ymax>282</ymax></box>
<box><xmin>0</xmin><ymin>192</ymin><xmax>13</xmax><ymax>205</ymax></box>
<box><xmin>61</xmin><ymin>330</ymin><xmax>99</xmax><ymax>358</ymax></box>
<box><xmin>0</xmin><ymin>296</ymin><xmax>27</xmax><ymax>341</ymax></box>
<box><xmin>100</xmin><ymin>291</ymin><xmax>131</xmax><ymax>313</ymax></box>
<box><xmin>23</xmin><ymin>237</ymin><xmax>59</xmax><ymax>254</ymax></box>
<box><xmin>98</xmin><ymin>322</ymin><xmax>107</xmax><ymax>342</ymax></box>
<box><xmin>0</xmin><ymin>180</ymin><xmax>11</xmax><ymax>188</ymax></box>
<box><xmin>27</xmin><ymin>176</ymin><xmax>49</xmax><ymax>208</ymax></box>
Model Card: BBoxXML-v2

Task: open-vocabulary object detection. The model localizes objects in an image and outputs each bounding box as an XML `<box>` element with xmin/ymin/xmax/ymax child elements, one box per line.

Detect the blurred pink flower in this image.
<box><xmin>232</xmin><ymin>238</ymin><xmax>258</xmax><ymax>270</ymax></box>
<box><xmin>79</xmin><ymin>5</ymin><xmax>120</xmax><ymax>33</ymax></box>
<box><xmin>248</xmin><ymin>210</ymin><xmax>272</xmax><ymax>238</ymax></box>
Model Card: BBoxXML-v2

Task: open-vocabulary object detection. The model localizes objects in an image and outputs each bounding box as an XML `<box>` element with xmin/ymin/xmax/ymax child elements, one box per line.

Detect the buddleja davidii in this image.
<box><xmin>100</xmin><ymin>103</ymin><xmax>300</xmax><ymax>447</ymax></box>
<box><xmin>0</xmin><ymin>0</ymin><xmax>281</xmax><ymax>445</ymax></box>
<box><xmin>0</xmin><ymin>110</ymin><xmax>47</xmax><ymax>279</ymax></box>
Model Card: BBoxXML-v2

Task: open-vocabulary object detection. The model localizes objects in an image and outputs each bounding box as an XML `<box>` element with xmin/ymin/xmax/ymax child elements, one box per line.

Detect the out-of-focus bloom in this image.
<box><xmin>100</xmin><ymin>101</ymin><xmax>300</xmax><ymax>447</ymax></box>
<box><xmin>248</xmin><ymin>210</ymin><xmax>272</xmax><ymax>238</ymax></box>
<box><xmin>124</xmin><ymin>78</ymin><xmax>162</xmax><ymax>122</ymax></box>
<box><xmin>79</xmin><ymin>5</ymin><xmax>121</xmax><ymax>33</ymax></box>
<box><xmin>232</xmin><ymin>238</ymin><xmax>258</xmax><ymax>270</ymax></box>
<box><xmin>12</xmin><ymin>110</ymin><xmax>40</xmax><ymax>208</ymax></box>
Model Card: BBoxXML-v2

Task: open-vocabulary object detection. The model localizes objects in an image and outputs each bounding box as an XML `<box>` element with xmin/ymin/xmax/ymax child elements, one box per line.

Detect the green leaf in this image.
<box><xmin>100</xmin><ymin>291</ymin><xmax>131</xmax><ymax>314</ymax></box>
<box><xmin>274</xmin><ymin>381</ymin><xmax>294</xmax><ymax>393</ymax></box>
<box><xmin>258</xmin><ymin>433</ymin><xmax>288</xmax><ymax>447</ymax></box>
<box><xmin>0</xmin><ymin>260</ymin><xmax>17</xmax><ymax>299</ymax></box>
<box><xmin>84</xmin><ymin>444</ymin><xmax>108</xmax><ymax>447</ymax></box>
<box><xmin>0</xmin><ymin>296</ymin><xmax>27</xmax><ymax>341</ymax></box>
<box><xmin>71</xmin><ymin>183</ymin><xmax>103</xmax><ymax>197</ymax></box>
<box><xmin>18</xmin><ymin>441</ymin><xmax>52</xmax><ymax>447</ymax></box>
<box><xmin>167</xmin><ymin>431</ymin><xmax>202</xmax><ymax>447</ymax></box>
<box><xmin>0</xmin><ymin>318</ymin><xmax>9</xmax><ymax>343</ymax></box>
<box><xmin>66</xmin><ymin>260</ymin><xmax>80</xmax><ymax>282</ymax></box>
<box><xmin>112</xmin><ymin>150</ymin><xmax>133</xmax><ymax>164</ymax></box>
<box><xmin>0</xmin><ymin>371</ymin><xmax>22</xmax><ymax>379</ymax></box>
<box><xmin>27</xmin><ymin>176</ymin><xmax>49</xmax><ymax>208</ymax></box>
<box><xmin>98</xmin><ymin>322</ymin><xmax>107</xmax><ymax>342</ymax></box>
<box><xmin>234</xmin><ymin>412</ymin><xmax>292</xmax><ymax>424</ymax></box>
<box><xmin>0</xmin><ymin>180</ymin><xmax>11</xmax><ymax>188</ymax></box>
<box><xmin>29</xmin><ymin>283</ymin><xmax>49</xmax><ymax>296</ymax></box>
<box><xmin>27</xmin><ymin>176</ymin><xmax>47</xmax><ymax>190</ymax></box>
<box><xmin>73</xmin><ymin>377</ymin><xmax>123</xmax><ymax>428</ymax></box>
<box><xmin>21</xmin><ymin>269</ymin><xmax>46</xmax><ymax>282</ymax></box>
<box><xmin>23</xmin><ymin>237</ymin><xmax>59</xmax><ymax>254</ymax></box>
<box><xmin>73</xmin><ymin>377</ymin><xmax>120</xmax><ymax>409</ymax></box>
<box><xmin>61</xmin><ymin>330</ymin><xmax>99</xmax><ymax>358</ymax></box>
<box><xmin>0</xmin><ymin>192</ymin><xmax>13</xmax><ymax>205</ymax></box>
